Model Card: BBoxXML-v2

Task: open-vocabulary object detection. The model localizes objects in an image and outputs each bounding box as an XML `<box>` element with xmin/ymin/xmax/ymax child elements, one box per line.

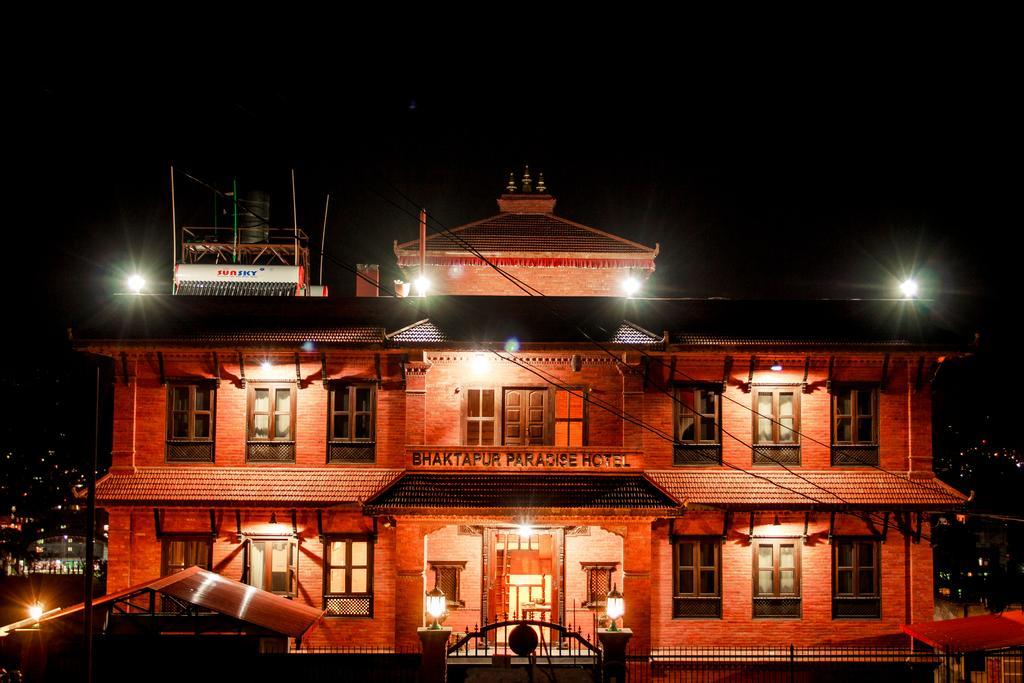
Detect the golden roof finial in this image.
<box><xmin>536</xmin><ymin>171</ymin><xmax>546</xmax><ymax>193</ymax></box>
<box><xmin>506</xmin><ymin>172</ymin><xmax>517</xmax><ymax>193</ymax></box>
<box><xmin>521</xmin><ymin>164</ymin><xmax>533</xmax><ymax>193</ymax></box>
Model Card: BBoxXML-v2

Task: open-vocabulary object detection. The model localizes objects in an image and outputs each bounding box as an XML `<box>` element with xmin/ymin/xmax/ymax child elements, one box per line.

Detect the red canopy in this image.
<box><xmin>902</xmin><ymin>611</ymin><xmax>1024</xmax><ymax>652</ymax></box>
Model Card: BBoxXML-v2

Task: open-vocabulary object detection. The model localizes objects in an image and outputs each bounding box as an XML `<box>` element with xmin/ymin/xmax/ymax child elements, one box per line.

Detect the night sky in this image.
<box><xmin>5</xmin><ymin>41</ymin><xmax>1022</xmax><ymax>509</ymax></box>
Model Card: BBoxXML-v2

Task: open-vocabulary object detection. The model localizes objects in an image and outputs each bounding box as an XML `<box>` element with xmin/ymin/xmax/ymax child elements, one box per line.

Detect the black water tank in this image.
<box><xmin>237</xmin><ymin>190</ymin><xmax>270</xmax><ymax>244</ymax></box>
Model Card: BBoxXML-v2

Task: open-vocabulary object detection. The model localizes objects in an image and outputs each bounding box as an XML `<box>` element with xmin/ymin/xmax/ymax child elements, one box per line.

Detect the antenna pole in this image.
<box><xmin>232</xmin><ymin>178</ymin><xmax>238</xmax><ymax>264</ymax></box>
<box><xmin>320</xmin><ymin>193</ymin><xmax>330</xmax><ymax>287</ymax></box>
<box><xmin>170</xmin><ymin>165</ymin><xmax>177</xmax><ymax>292</ymax></box>
<box><xmin>291</xmin><ymin>168</ymin><xmax>299</xmax><ymax>267</ymax></box>
<box><xmin>419</xmin><ymin>208</ymin><xmax>427</xmax><ymax>282</ymax></box>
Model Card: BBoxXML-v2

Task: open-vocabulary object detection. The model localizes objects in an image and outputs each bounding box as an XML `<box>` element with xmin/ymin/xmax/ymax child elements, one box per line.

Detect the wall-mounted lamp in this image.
<box><xmin>471</xmin><ymin>353</ymin><xmax>490</xmax><ymax>376</ymax></box>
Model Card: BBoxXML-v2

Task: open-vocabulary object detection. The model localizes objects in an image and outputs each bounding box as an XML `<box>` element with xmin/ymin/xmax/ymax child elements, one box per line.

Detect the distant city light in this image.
<box><xmin>770</xmin><ymin>361</ymin><xmax>783</xmax><ymax>372</ymax></box>
<box><xmin>29</xmin><ymin>603</ymin><xmax>43</xmax><ymax>621</ymax></box>
<box><xmin>126</xmin><ymin>274</ymin><xmax>146</xmax><ymax>294</ymax></box>
<box><xmin>414</xmin><ymin>276</ymin><xmax>431</xmax><ymax>297</ymax></box>
<box><xmin>622</xmin><ymin>277</ymin><xmax>641</xmax><ymax>297</ymax></box>
<box><xmin>900</xmin><ymin>278</ymin><xmax>919</xmax><ymax>299</ymax></box>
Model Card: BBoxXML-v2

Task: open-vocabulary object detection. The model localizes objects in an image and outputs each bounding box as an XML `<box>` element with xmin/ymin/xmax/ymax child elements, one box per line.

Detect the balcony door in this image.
<box><xmin>503</xmin><ymin>388</ymin><xmax>548</xmax><ymax>446</ymax></box>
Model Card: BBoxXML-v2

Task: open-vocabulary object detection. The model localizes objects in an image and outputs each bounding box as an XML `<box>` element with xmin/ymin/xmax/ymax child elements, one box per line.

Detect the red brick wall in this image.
<box><xmin>651</xmin><ymin>512</ymin><xmax>934</xmax><ymax>646</ymax></box>
<box><xmin>416</xmin><ymin>264</ymin><xmax>644</xmax><ymax>297</ymax></box>
<box><xmin>421</xmin><ymin>355</ymin><xmax>624</xmax><ymax>448</ymax></box>
<box><xmin>99</xmin><ymin>347</ymin><xmax>943</xmax><ymax>649</ymax></box>
<box><xmin>104</xmin><ymin>506</ymin><xmax>398</xmax><ymax>647</ymax></box>
<box><xmin>425</xmin><ymin>526</ymin><xmax>483</xmax><ymax>634</ymax></box>
<box><xmin>110</xmin><ymin>350</ymin><xmax>934</xmax><ymax>473</ymax></box>
<box><xmin>565</xmin><ymin>526</ymin><xmax>624</xmax><ymax>643</ymax></box>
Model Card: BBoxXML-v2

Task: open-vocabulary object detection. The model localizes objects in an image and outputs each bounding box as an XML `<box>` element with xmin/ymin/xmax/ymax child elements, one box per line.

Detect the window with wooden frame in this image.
<box><xmin>246</xmin><ymin>383</ymin><xmax>296</xmax><ymax>462</ymax></box>
<box><xmin>246</xmin><ymin>538</ymin><xmax>298</xmax><ymax>596</ymax></box>
<box><xmin>831</xmin><ymin>386</ymin><xmax>879</xmax><ymax>466</ymax></box>
<box><xmin>166</xmin><ymin>382</ymin><xmax>215</xmax><ymax>462</ymax></box>
<box><xmin>833</xmin><ymin>539</ymin><xmax>881</xmax><ymax>618</ymax></box>
<box><xmin>328</xmin><ymin>383</ymin><xmax>376</xmax><ymax>464</ymax></box>
<box><xmin>673</xmin><ymin>539</ymin><xmax>721</xmax><ymax>618</ymax></box>
<box><xmin>581</xmin><ymin>562</ymin><xmax>618</xmax><ymax>607</ymax></box>
<box><xmin>429</xmin><ymin>561</ymin><xmax>467</xmax><ymax>607</ymax></box>
<box><xmin>503</xmin><ymin>387</ymin><xmax>548</xmax><ymax>446</ymax></box>
<box><xmin>674</xmin><ymin>386</ymin><xmax>721</xmax><ymax>465</ymax></box>
<box><xmin>324</xmin><ymin>536</ymin><xmax>373</xmax><ymax>617</ymax></box>
<box><xmin>752</xmin><ymin>387</ymin><xmax>801</xmax><ymax>465</ymax></box>
<box><xmin>161</xmin><ymin>537</ymin><xmax>211</xmax><ymax>576</ymax></box>
<box><xmin>553</xmin><ymin>388</ymin><xmax>586</xmax><ymax>447</ymax></box>
<box><xmin>752</xmin><ymin>540</ymin><xmax>801</xmax><ymax>618</ymax></box>
<box><xmin>463</xmin><ymin>388</ymin><xmax>497</xmax><ymax>446</ymax></box>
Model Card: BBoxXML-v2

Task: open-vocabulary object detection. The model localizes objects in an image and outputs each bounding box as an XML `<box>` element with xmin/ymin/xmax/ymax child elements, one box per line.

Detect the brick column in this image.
<box><xmin>623</xmin><ymin>522</ymin><xmax>652</xmax><ymax>651</ymax></box>
<box><xmin>110</xmin><ymin>357</ymin><xmax>138</xmax><ymax>469</ymax></box>
<box><xmin>395</xmin><ymin>522</ymin><xmax>427</xmax><ymax>650</ymax></box>
<box><xmin>618</xmin><ymin>359</ymin><xmax>645</xmax><ymax>450</ymax></box>
<box><xmin>603</xmin><ymin>521</ymin><xmax>652</xmax><ymax>651</ymax></box>
<box><xmin>404</xmin><ymin>360</ymin><xmax>431</xmax><ymax>446</ymax></box>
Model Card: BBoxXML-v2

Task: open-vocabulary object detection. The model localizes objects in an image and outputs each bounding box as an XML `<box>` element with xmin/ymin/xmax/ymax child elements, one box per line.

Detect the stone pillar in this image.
<box><xmin>395</xmin><ymin>522</ymin><xmax>427</xmax><ymax>650</ymax></box>
<box><xmin>598</xmin><ymin>628</ymin><xmax>633</xmax><ymax>683</ymax></box>
<box><xmin>623</xmin><ymin>522</ymin><xmax>651</xmax><ymax>651</ymax></box>
<box><xmin>418</xmin><ymin>626</ymin><xmax>452</xmax><ymax>683</ymax></box>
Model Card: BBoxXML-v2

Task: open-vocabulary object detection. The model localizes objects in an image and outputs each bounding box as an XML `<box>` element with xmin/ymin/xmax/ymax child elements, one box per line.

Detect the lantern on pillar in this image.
<box><xmin>606</xmin><ymin>584</ymin><xmax>624</xmax><ymax>631</ymax></box>
<box><xmin>425</xmin><ymin>587</ymin><xmax>446</xmax><ymax>630</ymax></box>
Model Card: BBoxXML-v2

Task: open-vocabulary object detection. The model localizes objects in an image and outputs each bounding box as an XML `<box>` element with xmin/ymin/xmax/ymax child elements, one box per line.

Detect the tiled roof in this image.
<box><xmin>645</xmin><ymin>470</ymin><xmax>967</xmax><ymax>508</ymax></box>
<box><xmin>386</xmin><ymin>320</ymin><xmax>447</xmax><ymax>343</ymax></box>
<box><xmin>89</xmin><ymin>467</ymin><xmax>402</xmax><ymax>505</ymax></box>
<box><xmin>364</xmin><ymin>473</ymin><xmax>679</xmax><ymax>514</ymax></box>
<box><xmin>611</xmin><ymin>322</ymin><xmax>662</xmax><ymax>345</ymax></box>
<box><xmin>72</xmin><ymin>296</ymin><xmax>966</xmax><ymax>350</ymax></box>
<box><xmin>190</xmin><ymin>327</ymin><xmax>384</xmax><ymax>344</ymax></box>
<box><xmin>674</xmin><ymin>334</ymin><xmax>914</xmax><ymax>347</ymax></box>
<box><xmin>395</xmin><ymin>213</ymin><xmax>657</xmax><ymax>255</ymax></box>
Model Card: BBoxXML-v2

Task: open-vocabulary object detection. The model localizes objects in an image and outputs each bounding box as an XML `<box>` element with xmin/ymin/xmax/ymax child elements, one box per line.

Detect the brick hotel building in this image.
<box><xmin>73</xmin><ymin>176</ymin><xmax>967</xmax><ymax>651</ymax></box>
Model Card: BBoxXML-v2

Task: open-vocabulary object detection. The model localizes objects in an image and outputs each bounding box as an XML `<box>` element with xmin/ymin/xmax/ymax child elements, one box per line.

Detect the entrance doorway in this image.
<box><xmin>486</xmin><ymin>527</ymin><xmax>562</xmax><ymax>638</ymax></box>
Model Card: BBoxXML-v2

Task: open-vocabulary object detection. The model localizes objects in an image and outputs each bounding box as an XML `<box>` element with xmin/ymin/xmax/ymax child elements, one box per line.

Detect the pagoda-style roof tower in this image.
<box><xmin>393</xmin><ymin>167</ymin><xmax>658</xmax><ymax>296</ymax></box>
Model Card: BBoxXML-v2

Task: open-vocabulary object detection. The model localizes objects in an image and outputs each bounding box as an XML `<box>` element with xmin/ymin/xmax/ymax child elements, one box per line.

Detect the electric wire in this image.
<box><xmin>299</xmin><ymin>234</ymin><xmax>933</xmax><ymax>542</ymax></box>
<box><xmin>370</xmin><ymin>178</ymin><xmax>964</xmax><ymax>505</ymax></box>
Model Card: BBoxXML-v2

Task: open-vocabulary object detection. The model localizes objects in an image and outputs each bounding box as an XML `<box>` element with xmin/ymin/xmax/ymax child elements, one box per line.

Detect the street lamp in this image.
<box><xmin>426</xmin><ymin>587</ymin><xmax>446</xmax><ymax>629</ymax></box>
<box><xmin>126</xmin><ymin>274</ymin><xmax>146</xmax><ymax>294</ymax></box>
<box><xmin>622</xmin><ymin>277</ymin><xmax>641</xmax><ymax>297</ymax></box>
<box><xmin>29</xmin><ymin>603</ymin><xmax>44</xmax><ymax>621</ymax></box>
<box><xmin>900</xmin><ymin>278</ymin><xmax>919</xmax><ymax>299</ymax></box>
<box><xmin>414</xmin><ymin>276</ymin><xmax>431</xmax><ymax>297</ymax></box>
<box><xmin>606</xmin><ymin>585</ymin><xmax>624</xmax><ymax>631</ymax></box>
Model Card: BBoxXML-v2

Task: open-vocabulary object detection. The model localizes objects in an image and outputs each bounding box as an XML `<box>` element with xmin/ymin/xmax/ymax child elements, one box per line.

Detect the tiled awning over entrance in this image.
<box><xmin>363</xmin><ymin>472</ymin><xmax>680</xmax><ymax>516</ymax></box>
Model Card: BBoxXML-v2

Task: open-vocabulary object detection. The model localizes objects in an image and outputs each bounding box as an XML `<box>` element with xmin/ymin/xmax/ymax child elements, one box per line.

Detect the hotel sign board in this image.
<box><xmin>408</xmin><ymin>447</ymin><xmax>641</xmax><ymax>470</ymax></box>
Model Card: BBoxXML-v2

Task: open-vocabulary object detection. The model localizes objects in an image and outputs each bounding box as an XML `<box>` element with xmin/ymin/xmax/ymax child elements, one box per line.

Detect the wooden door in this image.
<box><xmin>503</xmin><ymin>389</ymin><xmax>548</xmax><ymax>445</ymax></box>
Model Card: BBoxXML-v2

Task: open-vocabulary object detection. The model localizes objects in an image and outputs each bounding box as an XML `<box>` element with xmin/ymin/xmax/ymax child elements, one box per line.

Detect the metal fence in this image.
<box><xmin>621</xmin><ymin>645</ymin><xmax>1024</xmax><ymax>683</ymax></box>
